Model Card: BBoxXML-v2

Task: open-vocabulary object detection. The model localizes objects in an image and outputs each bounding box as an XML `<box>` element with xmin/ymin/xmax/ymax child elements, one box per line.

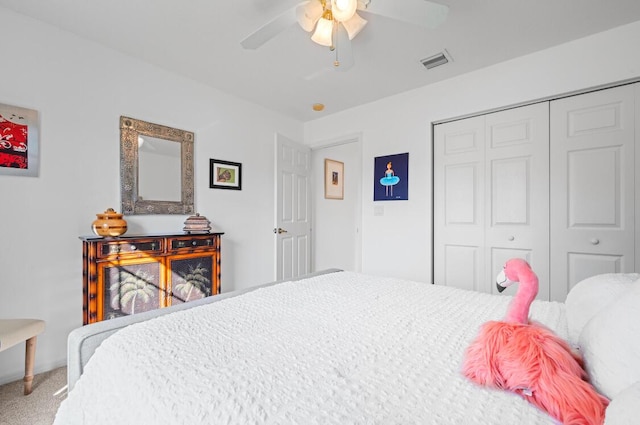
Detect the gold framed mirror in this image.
<box><xmin>120</xmin><ymin>116</ymin><xmax>194</xmax><ymax>215</ymax></box>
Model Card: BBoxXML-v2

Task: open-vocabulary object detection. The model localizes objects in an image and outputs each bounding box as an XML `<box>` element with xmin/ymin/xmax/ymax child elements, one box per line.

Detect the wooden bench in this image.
<box><xmin>0</xmin><ymin>319</ymin><xmax>45</xmax><ymax>395</ymax></box>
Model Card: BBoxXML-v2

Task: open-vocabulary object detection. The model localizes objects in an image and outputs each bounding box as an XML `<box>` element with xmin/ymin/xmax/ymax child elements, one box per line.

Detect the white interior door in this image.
<box><xmin>275</xmin><ymin>133</ymin><xmax>312</xmax><ymax>280</ymax></box>
<box><xmin>484</xmin><ymin>102</ymin><xmax>550</xmax><ymax>298</ymax></box>
<box><xmin>550</xmin><ymin>84</ymin><xmax>636</xmax><ymax>301</ymax></box>
<box><xmin>434</xmin><ymin>115</ymin><xmax>486</xmax><ymax>292</ymax></box>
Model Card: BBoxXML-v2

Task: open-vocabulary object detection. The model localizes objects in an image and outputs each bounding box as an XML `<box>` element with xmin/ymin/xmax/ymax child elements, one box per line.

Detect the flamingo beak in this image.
<box><xmin>496</xmin><ymin>269</ymin><xmax>515</xmax><ymax>293</ymax></box>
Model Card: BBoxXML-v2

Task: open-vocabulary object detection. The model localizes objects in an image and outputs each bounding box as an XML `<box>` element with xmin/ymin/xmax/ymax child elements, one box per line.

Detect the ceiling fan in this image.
<box><xmin>241</xmin><ymin>0</ymin><xmax>449</xmax><ymax>70</ymax></box>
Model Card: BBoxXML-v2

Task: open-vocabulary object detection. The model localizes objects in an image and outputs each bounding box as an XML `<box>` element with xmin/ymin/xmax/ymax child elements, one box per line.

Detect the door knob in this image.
<box><xmin>590</xmin><ymin>238</ymin><xmax>600</xmax><ymax>245</ymax></box>
<box><xmin>274</xmin><ymin>227</ymin><xmax>288</xmax><ymax>234</ymax></box>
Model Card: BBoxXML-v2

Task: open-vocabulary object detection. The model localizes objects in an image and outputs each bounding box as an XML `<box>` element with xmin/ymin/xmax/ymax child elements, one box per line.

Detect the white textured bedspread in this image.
<box><xmin>55</xmin><ymin>272</ymin><xmax>567</xmax><ymax>425</ymax></box>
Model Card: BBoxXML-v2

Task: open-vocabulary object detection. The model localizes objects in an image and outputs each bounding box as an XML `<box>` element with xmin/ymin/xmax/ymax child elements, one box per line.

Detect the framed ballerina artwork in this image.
<box><xmin>374</xmin><ymin>152</ymin><xmax>408</xmax><ymax>201</ymax></box>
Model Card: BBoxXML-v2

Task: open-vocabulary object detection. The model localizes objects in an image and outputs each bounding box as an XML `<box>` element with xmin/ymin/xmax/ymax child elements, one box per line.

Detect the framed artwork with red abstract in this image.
<box><xmin>0</xmin><ymin>103</ymin><xmax>39</xmax><ymax>177</ymax></box>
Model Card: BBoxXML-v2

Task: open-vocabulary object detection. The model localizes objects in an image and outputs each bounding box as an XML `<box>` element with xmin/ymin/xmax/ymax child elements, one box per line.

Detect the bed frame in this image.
<box><xmin>67</xmin><ymin>269</ymin><xmax>342</xmax><ymax>391</ymax></box>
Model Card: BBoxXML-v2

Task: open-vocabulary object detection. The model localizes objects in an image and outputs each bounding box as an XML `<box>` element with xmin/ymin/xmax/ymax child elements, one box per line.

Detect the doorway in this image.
<box><xmin>311</xmin><ymin>136</ymin><xmax>362</xmax><ymax>272</ymax></box>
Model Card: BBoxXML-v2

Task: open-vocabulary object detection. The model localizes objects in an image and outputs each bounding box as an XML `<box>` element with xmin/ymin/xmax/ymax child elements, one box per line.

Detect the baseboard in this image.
<box><xmin>0</xmin><ymin>357</ymin><xmax>67</xmax><ymax>386</ymax></box>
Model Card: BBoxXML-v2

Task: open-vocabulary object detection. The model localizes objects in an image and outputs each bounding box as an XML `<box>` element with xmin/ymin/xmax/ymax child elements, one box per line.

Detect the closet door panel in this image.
<box><xmin>443</xmin><ymin>245</ymin><xmax>481</xmax><ymax>292</ymax></box>
<box><xmin>550</xmin><ymin>84</ymin><xmax>635</xmax><ymax>301</ymax></box>
<box><xmin>568</xmin><ymin>253</ymin><xmax>623</xmax><ymax>288</ymax></box>
<box><xmin>434</xmin><ymin>115</ymin><xmax>485</xmax><ymax>290</ymax></box>
<box><xmin>485</xmin><ymin>102</ymin><xmax>550</xmax><ymax>299</ymax></box>
<box><xmin>444</xmin><ymin>163</ymin><xmax>478</xmax><ymax>223</ymax></box>
<box><xmin>492</xmin><ymin>157</ymin><xmax>529</xmax><ymax>224</ymax></box>
<box><xmin>568</xmin><ymin>147</ymin><xmax>620</xmax><ymax>226</ymax></box>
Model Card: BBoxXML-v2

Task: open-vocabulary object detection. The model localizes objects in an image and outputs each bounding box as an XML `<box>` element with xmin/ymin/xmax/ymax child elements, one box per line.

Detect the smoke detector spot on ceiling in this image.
<box><xmin>420</xmin><ymin>49</ymin><xmax>453</xmax><ymax>70</ymax></box>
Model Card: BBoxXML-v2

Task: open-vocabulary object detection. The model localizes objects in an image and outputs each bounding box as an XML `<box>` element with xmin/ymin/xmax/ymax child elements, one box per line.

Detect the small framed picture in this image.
<box><xmin>0</xmin><ymin>103</ymin><xmax>40</xmax><ymax>177</ymax></box>
<box><xmin>324</xmin><ymin>158</ymin><xmax>344</xmax><ymax>200</ymax></box>
<box><xmin>209</xmin><ymin>159</ymin><xmax>242</xmax><ymax>190</ymax></box>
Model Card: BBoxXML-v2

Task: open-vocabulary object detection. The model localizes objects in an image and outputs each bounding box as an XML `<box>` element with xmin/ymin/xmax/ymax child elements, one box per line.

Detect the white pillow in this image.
<box><xmin>565</xmin><ymin>273</ymin><xmax>639</xmax><ymax>344</ymax></box>
<box><xmin>604</xmin><ymin>381</ymin><xmax>640</xmax><ymax>425</ymax></box>
<box><xmin>578</xmin><ymin>282</ymin><xmax>640</xmax><ymax>399</ymax></box>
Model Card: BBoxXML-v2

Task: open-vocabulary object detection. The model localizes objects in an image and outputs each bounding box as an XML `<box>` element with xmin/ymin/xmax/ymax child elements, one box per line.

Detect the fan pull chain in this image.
<box><xmin>332</xmin><ymin>21</ymin><xmax>341</xmax><ymax>67</ymax></box>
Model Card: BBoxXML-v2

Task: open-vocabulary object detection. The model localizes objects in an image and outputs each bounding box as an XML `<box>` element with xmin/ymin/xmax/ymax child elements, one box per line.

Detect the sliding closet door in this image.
<box><xmin>550</xmin><ymin>84</ymin><xmax>636</xmax><ymax>301</ymax></box>
<box><xmin>484</xmin><ymin>103</ymin><xmax>550</xmax><ymax>298</ymax></box>
<box><xmin>434</xmin><ymin>102</ymin><xmax>549</xmax><ymax>297</ymax></box>
<box><xmin>434</xmin><ymin>115</ymin><xmax>486</xmax><ymax>292</ymax></box>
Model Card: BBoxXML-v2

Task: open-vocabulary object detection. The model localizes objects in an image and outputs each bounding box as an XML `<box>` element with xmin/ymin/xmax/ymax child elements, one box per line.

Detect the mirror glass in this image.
<box><xmin>138</xmin><ymin>135</ymin><xmax>181</xmax><ymax>202</ymax></box>
<box><xmin>120</xmin><ymin>116</ymin><xmax>194</xmax><ymax>215</ymax></box>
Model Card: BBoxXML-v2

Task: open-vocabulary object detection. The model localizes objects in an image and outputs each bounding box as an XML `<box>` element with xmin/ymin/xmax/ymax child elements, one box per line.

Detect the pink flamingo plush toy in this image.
<box><xmin>462</xmin><ymin>258</ymin><xmax>609</xmax><ymax>425</ymax></box>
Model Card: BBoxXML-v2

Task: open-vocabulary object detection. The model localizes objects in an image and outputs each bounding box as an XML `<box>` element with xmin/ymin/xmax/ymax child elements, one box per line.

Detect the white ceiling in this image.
<box><xmin>2</xmin><ymin>0</ymin><xmax>640</xmax><ymax>122</ymax></box>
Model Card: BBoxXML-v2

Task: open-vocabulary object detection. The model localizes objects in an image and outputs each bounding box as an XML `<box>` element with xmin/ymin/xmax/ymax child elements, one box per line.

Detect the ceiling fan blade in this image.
<box><xmin>359</xmin><ymin>0</ymin><xmax>448</xmax><ymax>29</ymax></box>
<box><xmin>240</xmin><ymin>6</ymin><xmax>299</xmax><ymax>49</ymax></box>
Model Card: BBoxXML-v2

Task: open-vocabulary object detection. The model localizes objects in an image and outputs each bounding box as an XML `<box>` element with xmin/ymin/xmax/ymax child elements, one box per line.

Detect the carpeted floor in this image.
<box><xmin>0</xmin><ymin>367</ymin><xmax>67</xmax><ymax>425</ymax></box>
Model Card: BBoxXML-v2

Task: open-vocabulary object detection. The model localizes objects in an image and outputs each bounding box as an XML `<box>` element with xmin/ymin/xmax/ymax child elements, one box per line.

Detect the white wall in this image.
<box><xmin>305</xmin><ymin>20</ymin><xmax>640</xmax><ymax>283</ymax></box>
<box><xmin>0</xmin><ymin>8</ymin><xmax>303</xmax><ymax>384</ymax></box>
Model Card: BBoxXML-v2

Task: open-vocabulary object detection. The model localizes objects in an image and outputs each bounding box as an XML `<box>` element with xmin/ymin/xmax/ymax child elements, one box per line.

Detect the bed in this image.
<box><xmin>55</xmin><ymin>269</ymin><xmax>640</xmax><ymax>424</ymax></box>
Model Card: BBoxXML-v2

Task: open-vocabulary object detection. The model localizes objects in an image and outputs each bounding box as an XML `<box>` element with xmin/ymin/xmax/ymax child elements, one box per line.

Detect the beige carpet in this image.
<box><xmin>0</xmin><ymin>367</ymin><xmax>67</xmax><ymax>425</ymax></box>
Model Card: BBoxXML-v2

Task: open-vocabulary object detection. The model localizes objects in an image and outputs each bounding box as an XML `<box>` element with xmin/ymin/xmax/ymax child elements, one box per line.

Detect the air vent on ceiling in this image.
<box><xmin>420</xmin><ymin>50</ymin><xmax>452</xmax><ymax>70</ymax></box>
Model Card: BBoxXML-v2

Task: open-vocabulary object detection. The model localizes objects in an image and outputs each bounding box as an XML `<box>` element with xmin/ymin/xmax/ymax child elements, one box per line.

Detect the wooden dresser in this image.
<box><xmin>80</xmin><ymin>232</ymin><xmax>222</xmax><ymax>325</ymax></box>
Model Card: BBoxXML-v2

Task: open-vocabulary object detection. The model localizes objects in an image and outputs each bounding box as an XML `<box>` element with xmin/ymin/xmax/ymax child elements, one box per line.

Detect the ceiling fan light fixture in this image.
<box><xmin>331</xmin><ymin>0</ymin><xmax>357</xmax><ymax>22</ymax></box>
<box><xmin>356</xmin><ymin>0</ymin><xmax>371</xmax><ymax>10</ymax></box>
<box><xmin>296</xmin><ymin>1</ymin><xmax>323</xmax><ymax>32</ymax></box>
<box><xmin>341</xmin><ymin>12</ymin><xmax>367</xmax><ymax>40</ymax></box>
<box><xmin>311</xmin><ymin>13</ymin><xmax>334</xmax><ymax>46</ymax></box>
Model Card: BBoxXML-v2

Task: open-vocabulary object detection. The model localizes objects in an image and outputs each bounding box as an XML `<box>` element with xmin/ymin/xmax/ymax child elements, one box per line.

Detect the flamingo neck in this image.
<box><xmin>505</xmin><ymin>269</ymin><xmax>538</xmax><ymax>324</ymax></box>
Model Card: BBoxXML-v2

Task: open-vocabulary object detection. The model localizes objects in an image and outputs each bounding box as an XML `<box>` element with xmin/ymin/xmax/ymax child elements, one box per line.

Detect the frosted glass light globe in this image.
<box><xmin>331</xmin><ymin>0</ymin><xmax>357</xmax><ymax>22</ymax></box>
